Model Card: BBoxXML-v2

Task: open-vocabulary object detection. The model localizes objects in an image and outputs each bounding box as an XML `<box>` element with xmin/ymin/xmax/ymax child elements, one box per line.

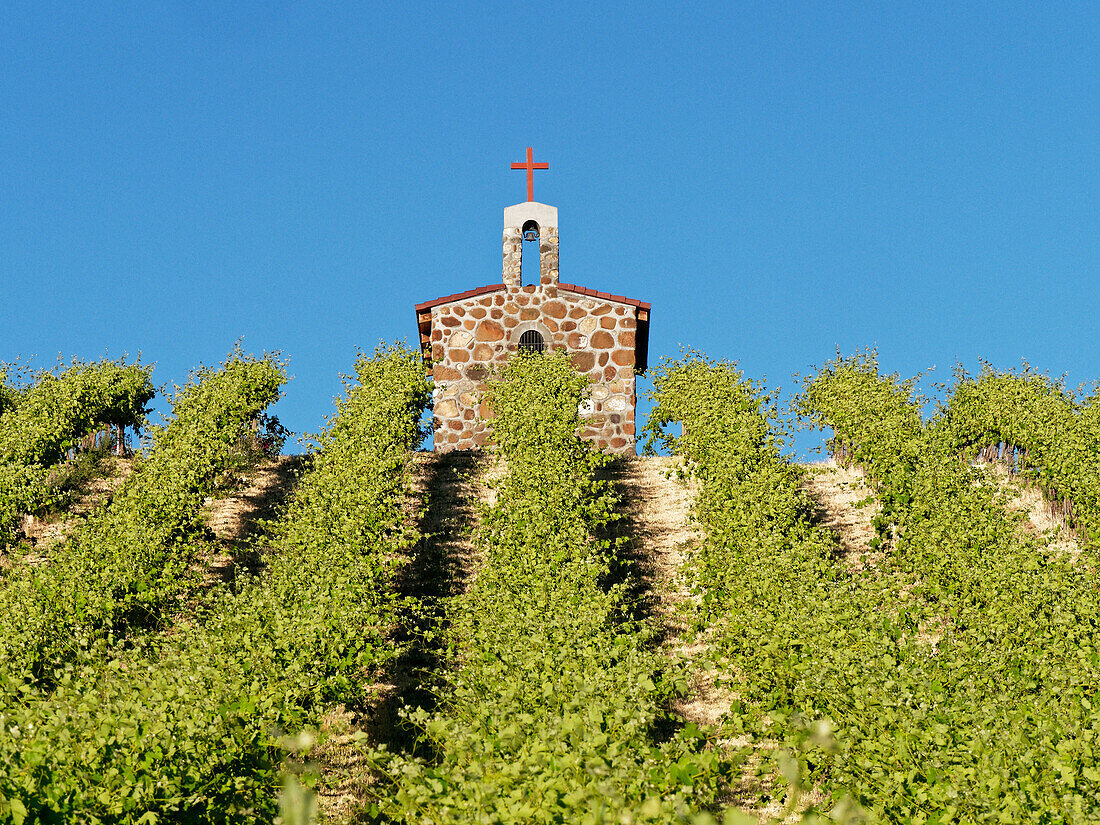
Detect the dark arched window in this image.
<box><xmin>518</xmin><ymin>330</ymin><xmax>545</xmax><ymax>354</ymax></box>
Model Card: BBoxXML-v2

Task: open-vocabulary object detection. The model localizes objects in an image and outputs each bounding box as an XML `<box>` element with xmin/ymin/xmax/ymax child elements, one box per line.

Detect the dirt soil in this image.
<box><xmin>314</xmin><ymin>450</ymin><xmax>492</xmax><ymax>821</ymax></box>
<box><xmin>607</xmin><ymin>456</ymin><xmax>713</xmax><ymax>713</ymax></box>
<box><xmin>978</xmin><ymin>461</ymin><xmax>1081</xmax><ymax>559</ymax></box>
<box><xmin>192</xmin><ymin>455</ymin><xmax>305</xmax><ymax>588</ymax></box>
<box><xmin>206</xmin><ymin>456</ymin><xmax>304</xmax><ymax>542</ymax></box>
<box><xmin>800</xmin><ymin>458</ymin><xmax>882</xmax><ymax>568</ymax></box>
<box><xmin>9</xmin><ymin>456</ymin><xmax>135</xmax><ymax>569</ymax></box>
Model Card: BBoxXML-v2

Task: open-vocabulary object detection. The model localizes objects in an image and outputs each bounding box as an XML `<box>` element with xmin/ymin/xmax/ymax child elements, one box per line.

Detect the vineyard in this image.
<box><xmin>1</xmin><ymin>346</ymin><xmax>1099</xmax><ymax>823</ymax></box>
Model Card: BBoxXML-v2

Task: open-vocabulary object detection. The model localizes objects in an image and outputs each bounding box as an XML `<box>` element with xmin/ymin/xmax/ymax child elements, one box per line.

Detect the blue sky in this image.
<box><xmin>3</xmin><ymin>2</ymin><xmax>1098</xmax><ymax>455</ymax></box>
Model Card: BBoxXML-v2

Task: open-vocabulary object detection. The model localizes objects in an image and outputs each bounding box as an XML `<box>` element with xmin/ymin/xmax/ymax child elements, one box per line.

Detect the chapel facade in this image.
<box><xmin>414</xmin><ymin>153</ymin><xmax>650</xmax><ymax>454</ymax></box>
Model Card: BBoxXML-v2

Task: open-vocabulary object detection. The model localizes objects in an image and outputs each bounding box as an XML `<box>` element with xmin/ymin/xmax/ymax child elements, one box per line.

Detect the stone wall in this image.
<box><xmin>430</xmin><ymin>283</ymin><xmax>639</xmax><ymax>454</ymax></box>
<box><xmin>502</xmin><ymin>225</ymin><xmax>559</xmax><ymax>288</ymax></box>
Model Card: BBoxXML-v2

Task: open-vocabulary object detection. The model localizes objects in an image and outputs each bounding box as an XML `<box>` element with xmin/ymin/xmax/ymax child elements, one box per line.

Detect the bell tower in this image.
<box><xmin>502</xmin><ymin>201</ymin><xmax>558</xmax><ymax>288</ymax></box>
<box><xmin>502</xmin><ymin>147</ymin><xmax>558</xmax><ymax>288</ymax></box>
<box><xmin>413</xmin><ymin>147</ymin><xmax>650</xmax><ymax>455</ymax></box>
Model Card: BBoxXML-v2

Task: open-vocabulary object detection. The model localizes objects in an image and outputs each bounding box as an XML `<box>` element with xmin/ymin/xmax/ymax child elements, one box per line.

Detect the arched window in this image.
<box><xmin>518</xmin><ymin>330</ymin><xmax>545</xmax><ymax>354</ymax></box>
<box><xmin>521</xmin><ymin>220</ymin><xmax>541</xmax><ymax>286</ymax></box>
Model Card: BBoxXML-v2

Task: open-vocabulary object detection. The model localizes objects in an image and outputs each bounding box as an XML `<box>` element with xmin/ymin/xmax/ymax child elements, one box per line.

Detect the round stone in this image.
<box><xmin>611</xmin><ymin>349</ymin><xmax>633</xmax><ymax>366</ymax></box>
<box><xmin>570</xmin><ymin>351</ymin><xmax>595</xmax><ymax>372</ymax></box>
<box><xmin>476</xmin><ymin>321</ymin><xmax>505</xmax><ymax>341</ymax></box>
<box><xmin>590</xmin><ymin>331</ymin><xmax>614</xmax><ymax>349</ymax></box>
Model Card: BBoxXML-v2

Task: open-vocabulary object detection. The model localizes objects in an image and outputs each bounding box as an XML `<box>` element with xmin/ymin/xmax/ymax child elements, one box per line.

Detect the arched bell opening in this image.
<box><xmin>521</xmin><ymin>220</ymin><xmax>541</xmax><ymax>286</ymax></box>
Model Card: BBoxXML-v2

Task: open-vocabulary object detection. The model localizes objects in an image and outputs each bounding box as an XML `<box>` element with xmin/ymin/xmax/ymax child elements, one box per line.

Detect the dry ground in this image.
<box><xmin>615</xmin><ymin>456</ymin><xmax>855</xmax><ymax>821</ymax></box>
<box><xmin>5</xmin><ymin>456</ymin><xmax>134</xmax><ymax>570</ymax></box>
<box><xmin>976</xmin><ymin>461</ymin><xmax>1081</xmax><ymax>559</ymax></box>
<box><xmin>314</xmin><ymin>450</ymin><xmax>493</xmax><ymax>821</ymax></box>
<box><xmin>800</xmin><ymin>458</ymin><xmax>882</xmax><ymax>568</ymax></box>
<box><xmin>196</xmin><ymin>454</ymin><xmax>305</xmax><ymax>587</ymax></box>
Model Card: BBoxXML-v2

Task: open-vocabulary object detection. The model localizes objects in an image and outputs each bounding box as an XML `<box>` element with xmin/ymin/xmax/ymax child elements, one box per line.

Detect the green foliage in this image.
<box><xmin>0</xmin><ymin>357</ymin><xmax>153</xmax><ymax>466</ymax></box>
<box><xmin>936</xmin><ymin>362</ymin><xmax>1100</xmax><ymax>546</ymax></box>
<box><xmin>798</xmin><ymin>350</ymin><xmax>925</xmax><ymax>546</ymax></box>
<box><xmin>789</xmin><ymin>354</ymin><xmax>1100</xmax><ymax>821</ymax></box>
<box><xmin>646</xmin><ymin>354</ymin><xmax>841</xmax><ymax>820</ymax></box>
<box><xmin>645</xmin><ymin>353</ymin><xmax>834</xmax><ymax>622</ymax></box>
<box><xmin>0</xmin><ymin>344</ymin><xmax>430</xmax><ymax>823</ymax></box>
<box><xmin>0</xmin><ymin>357</ymin><xmax>154</xmax><ymax>545</ymax></box>
<box><xmin>648</xmin><ymin>350</ymin><xmax>1100</xmax><ymax>821</ymax></box>
<box><xmin>0</xmin><ymin>367</ymin><xmax>23</xmax><ymax>420</ymax></box>
<box><xmin>0</xmin><ymin>350</ymin><xmax>285</xmax><ymax>684</ymax></box>
<box><xmin>375</xmin><ymin>351</ymin><xmax>732</xmax><ymax>823</ymax></box>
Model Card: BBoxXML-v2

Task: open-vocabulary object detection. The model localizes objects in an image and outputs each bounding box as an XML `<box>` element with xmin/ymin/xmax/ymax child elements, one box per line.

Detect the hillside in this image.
<box><xmin>6</xmin><ymin>348</ymin><xmax>1100</xmax><ymax>824</ymax></box>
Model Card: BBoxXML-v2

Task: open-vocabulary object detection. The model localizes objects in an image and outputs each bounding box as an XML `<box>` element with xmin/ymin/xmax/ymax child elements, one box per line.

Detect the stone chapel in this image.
<box><xmin>414</xmin><ymin>149</ymin><xmax>650</xmax><ymax>454</ymax></box>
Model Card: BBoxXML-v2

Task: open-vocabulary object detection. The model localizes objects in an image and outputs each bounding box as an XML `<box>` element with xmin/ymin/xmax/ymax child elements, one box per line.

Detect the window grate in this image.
<box><xmin>518</xmin><ymin>330</ymin><xmax>545</xmax><ymax>354</ymax></box>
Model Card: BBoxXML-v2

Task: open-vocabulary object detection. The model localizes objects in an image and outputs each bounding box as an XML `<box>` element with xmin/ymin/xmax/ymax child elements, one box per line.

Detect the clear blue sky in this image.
<box><xmin>3</xmin><ymin>2</ymin><xmax>1098</xmax><ymax>455</ymax></box>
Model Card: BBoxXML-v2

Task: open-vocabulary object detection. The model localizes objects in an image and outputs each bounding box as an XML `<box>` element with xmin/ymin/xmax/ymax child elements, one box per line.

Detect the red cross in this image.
<box><xmin>510</xmin><ymin>147</ymin><xmax>549</xmax><ymax>202</ymax></box>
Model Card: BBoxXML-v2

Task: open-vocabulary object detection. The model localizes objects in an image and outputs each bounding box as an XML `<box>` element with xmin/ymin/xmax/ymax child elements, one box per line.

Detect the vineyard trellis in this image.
<box><xmin>3</xmin><ymin>344</ymin><xmax>1100</xmax><ymax>823</ymax></box>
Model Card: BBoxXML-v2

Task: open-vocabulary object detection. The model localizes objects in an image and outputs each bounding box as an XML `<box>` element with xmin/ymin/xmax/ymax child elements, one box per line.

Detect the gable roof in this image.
<box><xmin>413</xmin><ymin>283</ymin><xmax>507</xmax><ymax>313</ymax></box>
<box><xmin>556</xmin><ymin>282</ymin><xmax>651</xmax><ymax>312</ymax></box>
<box><xmin>414</xmin><ymin>283</ymin><xmax>651</xmax><ymax>374</ymax></box>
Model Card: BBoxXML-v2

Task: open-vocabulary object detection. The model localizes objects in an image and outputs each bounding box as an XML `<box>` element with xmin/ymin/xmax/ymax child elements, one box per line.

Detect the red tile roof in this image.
<box><xmin>414</xmin><ymin>283</ymin><xmax>506</xmax><ymax>313</ymax></box>
<box><xmin>556</xmin><ymin>282</ymin><xmax>651</xmax><ymax>310</ymax></box>
<box><xmin>416</xmin><ymin>282</ymin><xmax>650</xmax><ymax>313</ymax></box>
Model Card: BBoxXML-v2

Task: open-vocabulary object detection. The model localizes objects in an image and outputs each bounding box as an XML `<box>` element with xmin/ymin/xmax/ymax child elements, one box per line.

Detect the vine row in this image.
<box><xmin>373</xmin><ymin>350</ymin><xmax>729</xmax><ymax>824</ymax></box>
<box><xmin>0</xmin><ymin>349</ymin><xmax>286</xmax><ymax>685</ymax></box>
<box><xmin>0</xmin><ymin>344</ymin><xmax>431</xmax><ymax>823</ymax></box>
<box><xmin>0</xmin><ymin>358</ymin><xmax>154</xmax><ymax>545</ymax></box>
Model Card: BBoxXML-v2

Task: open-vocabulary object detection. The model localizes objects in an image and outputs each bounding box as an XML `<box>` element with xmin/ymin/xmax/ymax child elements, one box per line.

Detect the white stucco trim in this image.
<box><xmin>503</xmin><ymin>201</ymin><xmax>558</xmax><ymax>231</ymax></box>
